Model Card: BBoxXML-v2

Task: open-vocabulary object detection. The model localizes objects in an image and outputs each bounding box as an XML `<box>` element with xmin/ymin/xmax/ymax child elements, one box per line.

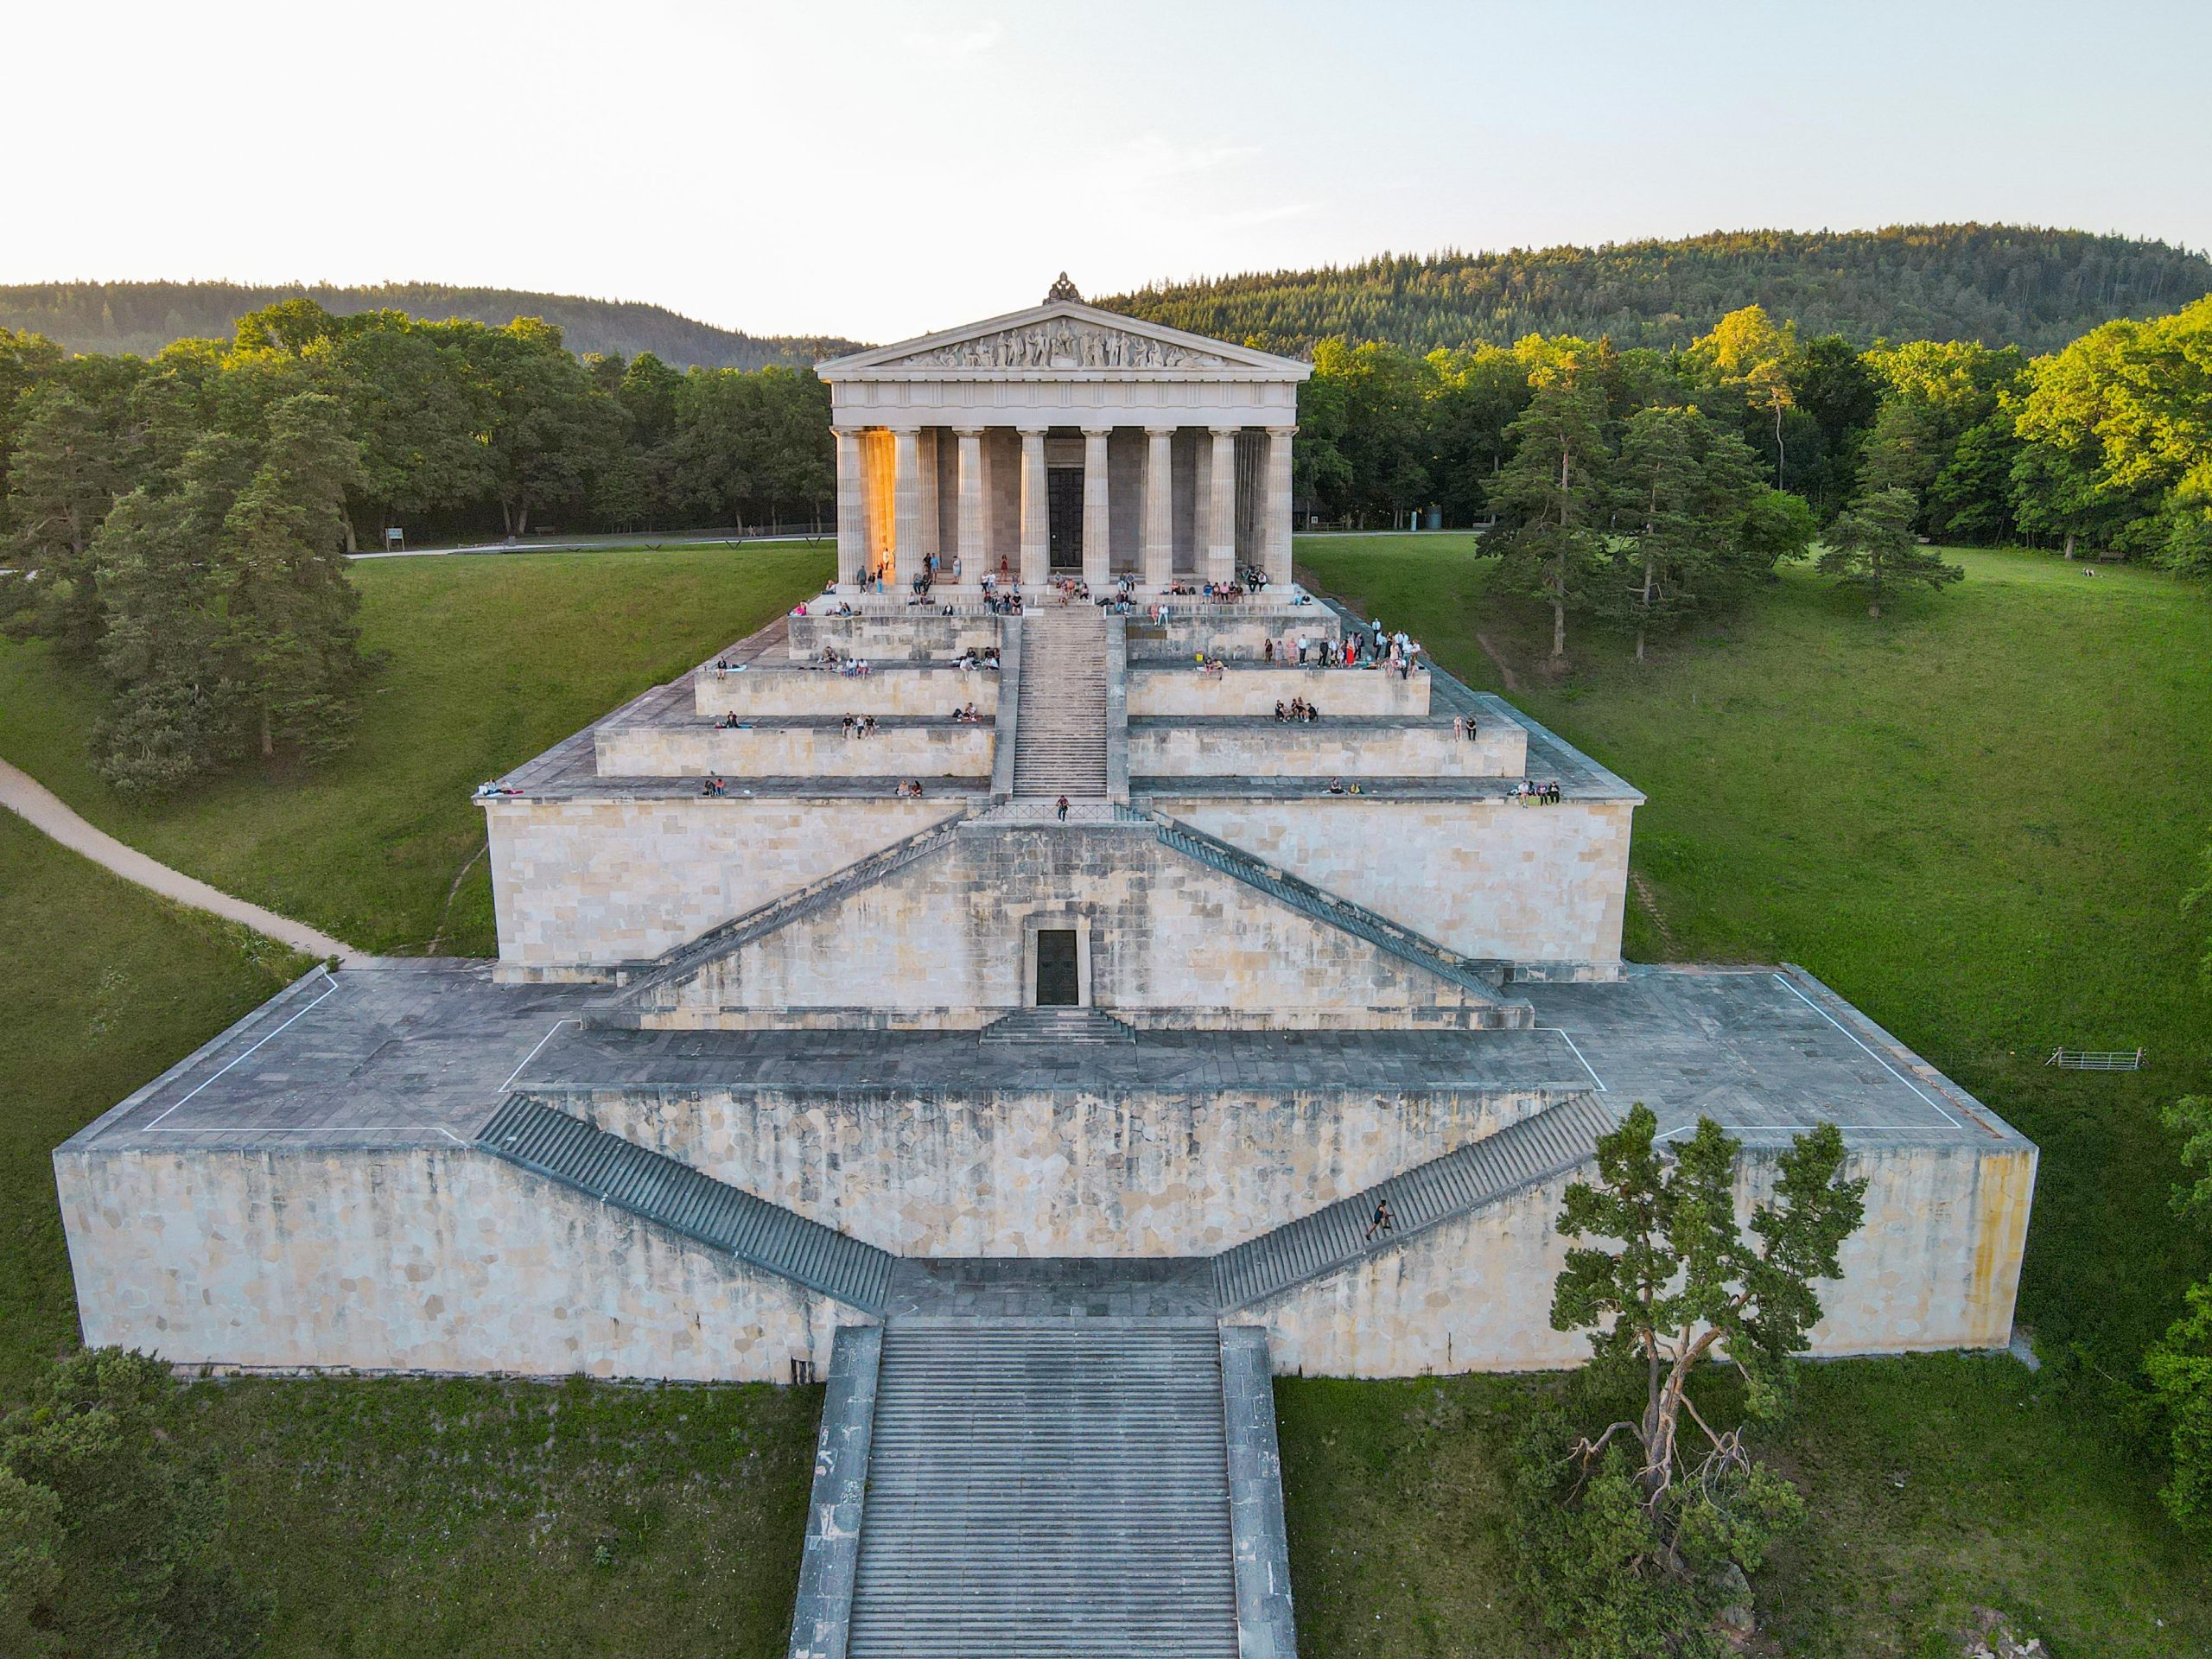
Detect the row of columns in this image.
<box><xmin>832</xmin><ymin>423</ymin><xmax>1295</xmax><ymax>594</ymax></box>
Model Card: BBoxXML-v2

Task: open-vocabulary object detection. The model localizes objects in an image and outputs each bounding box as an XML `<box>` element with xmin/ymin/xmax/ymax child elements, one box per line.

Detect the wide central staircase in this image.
<box><xmin>847</xmin><ymin>1322</ymin><xmax>1240</xmax><ymax>1658</ymax></box>
<box><xmin>1012</xmin><ymin>609</ymin><xmax>1109</xmax><ymax>799</ymax></box>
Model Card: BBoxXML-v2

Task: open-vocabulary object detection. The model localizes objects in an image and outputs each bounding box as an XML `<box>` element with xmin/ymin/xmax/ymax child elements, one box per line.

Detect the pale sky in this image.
<box><xmin>10</xmin><ymin>0</ymin><xmax>2209</xmax><ymax>344</ymax></box>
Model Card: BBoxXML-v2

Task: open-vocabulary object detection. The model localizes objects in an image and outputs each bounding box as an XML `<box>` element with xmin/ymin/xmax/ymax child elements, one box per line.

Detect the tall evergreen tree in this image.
<box><xmin>1815</xmin><ymin>487</ymin><xmax>1963</xmax><ymax>617</ymax></box>
<box><xmin>1491</xmin><ymin>378</ymin><xmax>1612</xmax><ymax>660</ymax></box>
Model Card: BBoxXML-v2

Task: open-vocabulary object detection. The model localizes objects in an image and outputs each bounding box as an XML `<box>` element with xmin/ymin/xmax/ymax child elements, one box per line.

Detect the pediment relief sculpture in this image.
<box><xmin>896</xmin><ymin>320</ymin><xmax>1229</xmax><ymax>372</ymax></box>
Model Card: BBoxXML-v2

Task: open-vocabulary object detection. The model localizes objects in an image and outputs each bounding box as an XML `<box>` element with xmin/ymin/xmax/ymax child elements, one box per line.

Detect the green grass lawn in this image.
<box><xmin>0</xmin><ymin>805</ymin><xmax>820</xmax><ymax>1656</ymax></box>
<box><xmin>1286</xmin><ymin>532</ymin><xmax>2212</xmax><ymax>1654</ymax></box>
<box><xmin>4</xmin><ymin>531</ymin><xmax>2210</xmax><ymax>1654</ymax></box>
<box><xmin>0</xmin><ymin>540</ymin><xmax>836</xmax><ymax>957</ymax></box>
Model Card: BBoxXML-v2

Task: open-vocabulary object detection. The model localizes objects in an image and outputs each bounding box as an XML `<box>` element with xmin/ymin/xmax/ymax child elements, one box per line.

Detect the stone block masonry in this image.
<box><xmin>484</xmin><ymin>795</ymin><xmax>963</xmax><ymax>970</ymax></box>
<box><xmin>696</xmin><ymin>665</ymin><xmax>1000</xmax><ymax>719</ymax></box>
<box><xmin>633</xmin><ymin>821</ymin><xmax>1511</xmax><ymax>1032</ymax></box>
<box><xmin>595</xmin><ymin>719</ymin><xmax>995</xmax><ymax>779</ymax></box>
<box><xmin>1131</xmin><ymin>720</ymin><xmax>1522</xmax><ymax>779</ymax></box>
<box><xmin>538</xmin><ymin>1080</ymin><xmax>1563</xmax><ymax>1257</ymax></box>
<box><xmin>1129</xmin><ymin>664</ymin><xmax>1430</xmax><ymax>718</ymax></box>
<box><xmin>1157</xmin><ymin>797</ymin><xmax>1634</xmax><ymax>973</ymax></box>
<box><xmin>1249</xmin><ymin>1141</ymin><xmax>2036</xmax><ymax>1375</ymax></box>
<box><xmin>57</xmin><ymin>1145</ymin><xmax>841</xmax><ymax>1382</ymax></box>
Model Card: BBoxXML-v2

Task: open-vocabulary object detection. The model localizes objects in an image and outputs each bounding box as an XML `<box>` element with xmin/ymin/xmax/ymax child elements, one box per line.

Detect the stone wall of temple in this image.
<box><xmin>595</xmin><ymin>721</ymin><xmax>995</xmax><ymax>779</ymax></box>
<box><xmin>1130</xmin><ymin>723</ymin><xmax>1521</xmax><ymax>779</ymax></box>
<box><xmin>484</xmin><ymin>796</ymin><xmax>962</xmax><ymax>970</ymax></box>
<box><xmin>1154</xmin><ymin>797</ymin><xmax>1632</xmax><ymax>976</ymax></box>
<box><xmin>696</xmin><ymin>668</ymin><xmax>1000</xmax><ymax>719</ymax></box>
<box><xmin>57</xmin><ymin>1147</ymin><xmax>841</xmax><ymax>1382</ymax></box>
<box><xmin>540</xmin><ymin>1084</ymin><xmax>1560</xmax><ymax>1257</ymax></box>
<box><xmin>1247</xmin><ymin>1142</ymin><xmax>2036</xmax><ymax>1374</ymax></box>
<box><xmin>637</xmin><ymin>823</ymin><xmax>1503</xmax><ymax>1029</ymax></box>
<box><xmin>1128</xmin><ymin>667</ymin><xmax>1430</xmax><ymax>718</ymax></box>
<box><xmin>787</xmin><ymin>612</ymin><xmax>1001</xmax><ymax>662</ymax></box>
<box><xmin>1124</xmin><ymin>609</ymin><xmax>1344</xmax><ymax>663</ymax></box>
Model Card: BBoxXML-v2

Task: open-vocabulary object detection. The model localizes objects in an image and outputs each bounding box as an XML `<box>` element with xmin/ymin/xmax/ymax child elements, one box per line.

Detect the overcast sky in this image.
<box><xmin>10</xmin><ymin>0</ymin><xmax>2208</xmax><ymax>343</ymax></box>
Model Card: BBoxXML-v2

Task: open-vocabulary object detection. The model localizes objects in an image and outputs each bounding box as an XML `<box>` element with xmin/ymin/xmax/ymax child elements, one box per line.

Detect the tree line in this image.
<box><xmin>0</xmin><ymin>298</ymin><xmax>835</xmax><ymax>793</ymax></box>
<box><xmin>5</xmin><ymin>283</ymin><xmax>2209</xmax><ymax>793</ymax></box>
<box><xmin>0</xmin><ymin>280</ymin><xmax>861</xmax><ymax>371</ymax></box>
<box><xmin>1292</xmin><ymin>291</ymin><xmax>2212</xmax><ymax>653</ymax></box>
<box><xmin>1106</xmin><ymin>224</ymin><xmax>2212</xmax><ymax>357</ymax></box>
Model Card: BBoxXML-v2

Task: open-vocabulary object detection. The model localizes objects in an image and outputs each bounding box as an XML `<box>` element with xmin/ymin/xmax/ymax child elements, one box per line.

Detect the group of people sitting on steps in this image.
<box><xmin>715</xmin><ymin>712</ymin><xmax>747</xmax><ymax>729</ymax></box>
<box><xmin>841</xmin><ymin>714</ymin><xmax>880</xmax><ymax>738</ymax></box>
<box><xmin>1513</xmin><ymin>779</ymin><xmax>1564</xmax><ymax>804</ymax></box>
<box><xmin>949</xmin><ymin>702</ymin><xmax>984</xmax><ymax>722</ymax></box>
<box><xmin>1274</xmin><ymin>697</ymin><xmax>1321</xmax><ymax>723</ymax></box>
<box><xmin>894</xmin><ymin>779</ymin><xmax>927</xmax><ymax>798</ymax></box>
<box><xmin>699</xmin><ymin>775</ymin><xmax>729</xmax><ymax>797</ymax></box>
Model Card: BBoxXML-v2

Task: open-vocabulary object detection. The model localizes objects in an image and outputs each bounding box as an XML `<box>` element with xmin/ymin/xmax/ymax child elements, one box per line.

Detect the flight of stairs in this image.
<box><xmin>847</xmin><ymin>1322</ymin><xmax>1241</xmax><ymax>1658</ymax></box>
<box><xmin>1013</xmin><ymin>609</ymin><xmax>1109</xmax><ymax>799</ymax></box>
<box><xmin>978</xmin><ymin>1007</ymin><xmax>1138</xmax><ymax>1045</ymax></box>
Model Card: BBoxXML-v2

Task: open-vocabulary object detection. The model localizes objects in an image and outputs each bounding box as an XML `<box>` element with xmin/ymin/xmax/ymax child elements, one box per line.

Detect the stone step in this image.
<box><xmin>846</xmin><ymin>1322</ymin><xmax>1240</xmax><ymax>1659</ymax></box>
<box><xmin>979</xmin><ymin>1007</ymin><xmax>1139</xmax><ymax>1045</ymax></box>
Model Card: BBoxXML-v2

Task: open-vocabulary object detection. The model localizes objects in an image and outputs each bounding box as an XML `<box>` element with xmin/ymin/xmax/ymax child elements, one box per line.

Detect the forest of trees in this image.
<box><xmin>1104</xmin><ymin>225</ymin><xmax>2212</xmax><ymax>357</ymax></box>
<box><xmin>1287</xmin><ymin>291</ymin><xmax>2212</xmax><ymax>589</ymax></box>
<box><xmin>4</xmin><ymin>260</ymin><xmax>2209</xmax><ymax>796</ymax></box>
<box><xmin>0</xmin><ymin>282</ymin><xmax>861</xmax><ymax>371</ymax></box>
<box><xmin>0</xmin><ymin>298</ymin><xmax>836</xmax><ymax>792</ymax></box>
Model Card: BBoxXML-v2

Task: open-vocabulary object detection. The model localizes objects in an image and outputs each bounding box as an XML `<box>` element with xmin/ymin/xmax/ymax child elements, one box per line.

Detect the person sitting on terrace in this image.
<box><xmin>861</xmin><ymin>715</ymin><xmax>878</xmax><ymax>737</ymax></box>
<box><xmin>1274</xmin><ymin>700</ymin><xmax>1289</xmax><ymax>722</ymax></box>
<box><xmin>842</xmin><ymin>714</ymin><xmax>856</xmax><ymax>738</ymax></box>
<box><xmin>1326</xmin><ymin>777</ymin><xmax>1346</xmax><ymax>795</ymax></box>
<box><xmin>1263</xmin><ymin>638</ymin><xmax>1274</xmax><ymax>663</ymax></box>
<box><xmin>1304</xmin><ymin>700</ymin><xmax>1319</xmax><ymax>722</ymax></box>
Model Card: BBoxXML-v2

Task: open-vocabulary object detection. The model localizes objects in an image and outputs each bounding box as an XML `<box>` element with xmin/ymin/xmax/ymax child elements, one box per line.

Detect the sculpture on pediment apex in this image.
<box><xmin>1045</xmin><ymin>272</ymin><xmax>1084</xmax><ymax>302</ymax></box>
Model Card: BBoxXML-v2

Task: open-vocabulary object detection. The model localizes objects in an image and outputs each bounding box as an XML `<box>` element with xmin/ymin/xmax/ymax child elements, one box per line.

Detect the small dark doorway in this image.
<box><xmin>1035</xmin><ymin>928</ymin><xmax>1079</xmax><ymax>1006</ymax></box>
<box><xmin>1046</xmin><ymin>467</ymin><xmax>1084</xmax><ymax>570</ymax></box>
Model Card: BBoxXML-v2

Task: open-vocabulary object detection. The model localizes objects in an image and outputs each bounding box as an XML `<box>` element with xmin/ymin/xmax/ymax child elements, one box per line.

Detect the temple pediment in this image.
<box><xmin>819</xmin><ymin>300</ymin><xmax>1308</xmax><ymax>380</ymax></box>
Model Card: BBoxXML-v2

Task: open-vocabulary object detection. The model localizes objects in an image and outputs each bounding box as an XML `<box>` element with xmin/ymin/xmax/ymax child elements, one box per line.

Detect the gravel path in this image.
<box><xmin>0</xmin><ymin>757</ymin><xmax>355</xmax><ymax>961</ymax></box>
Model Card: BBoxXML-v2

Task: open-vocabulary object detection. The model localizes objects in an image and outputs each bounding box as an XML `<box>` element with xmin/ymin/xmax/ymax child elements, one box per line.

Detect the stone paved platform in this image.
<box><xmin>64</xmin><ymin>959</ymin><xmax>2022</xmax><ymax>1156</ymax></box>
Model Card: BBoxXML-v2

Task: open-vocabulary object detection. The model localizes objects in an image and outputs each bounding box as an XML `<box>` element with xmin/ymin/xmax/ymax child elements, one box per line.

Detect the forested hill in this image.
<box><xmin>1101</xmin><ymin>226</ymin><xmax>2212</xmax><ymax>355</ymax></box>
<box><xmin>0</xmin><ymin>281</ymin><xmax>863</xmax><ymax>370</ymax></box>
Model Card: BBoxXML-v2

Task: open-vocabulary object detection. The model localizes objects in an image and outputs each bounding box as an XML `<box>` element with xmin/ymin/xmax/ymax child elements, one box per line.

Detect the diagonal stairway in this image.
<box><xmin>847</xmin><ymin>1321</ymin><xmax>1241</xmax><ymax>1658</ymax></box>
<box><xmin>1013</xmin><ymin>608</ymin><xmax>1109</xmax><ymax>799</ymax></box>
<box><xmin>1210</xmin><ymin>1092</ymin><xmax>1615</xmax><ymax>1311</ymax></box>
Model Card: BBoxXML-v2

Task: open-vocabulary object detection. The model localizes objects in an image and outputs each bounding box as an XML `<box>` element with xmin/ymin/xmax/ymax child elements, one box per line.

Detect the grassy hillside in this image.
<box><xmin>1105</xmin><ymin>224</ymin><xmax>2212</xmax><ymax>354</ymax></box>
<box><xmin>4</xmin><ymin>535</ymin><xmax>2210</xmax><ymax>1652</ymax></box>
<box><xmin>0</xmin><ymin>818</ymin><xmax>820</xmax><ymax>1656</ymax></box>
<box><xmin>0</xmin><ymin>280</ymin><xmax>865</xmax><ymax>369</ymax></box>
<box><xmin>1297</xmin><ymin>537</ymin><xmax>2212</xmax><ymax>1371</ymax></box>
<box><xmin>0</xmin><ymin>540</ymin><xmax>836</xmax><ymax>957</ymax></box>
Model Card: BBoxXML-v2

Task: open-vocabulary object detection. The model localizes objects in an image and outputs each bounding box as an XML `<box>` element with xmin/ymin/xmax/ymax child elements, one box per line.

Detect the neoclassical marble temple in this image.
<box><xmin>817</xmin><ymin>277</ymin><xmax>1307</xmax><ymax>594</ymax></box>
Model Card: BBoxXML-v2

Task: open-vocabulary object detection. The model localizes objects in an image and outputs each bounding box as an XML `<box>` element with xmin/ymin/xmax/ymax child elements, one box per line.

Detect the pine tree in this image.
<box><xmin>1610</xmin><ymin>407</ymin><xmax>1707</xmax><ymax>662</ymax></box>
<box><xmin>2</xmin><ymin>386</ymin><xmax>134</xmax><ymax>655</ymax></box>
<box><xmin>1815</xmin><ymin>486</ymin><xmax>1963</xmax><ymax>618</ymax></box>
<box><xmin>1491</xmin><ymin>378</ymin><xmax>1611</xmax><ymax>660</ymax></box>
<box><xmin>213</xmin><ymin>391</ymin><xmax>366</xmax><ymax>762</ymax></box>
<box><xmin>1550</xmin><ymin>1104</ymin><xmax>1866</xmax><ymax>1556</ymax></box>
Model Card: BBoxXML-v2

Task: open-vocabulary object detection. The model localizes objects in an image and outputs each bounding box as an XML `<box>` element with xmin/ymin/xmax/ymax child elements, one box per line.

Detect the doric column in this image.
<box><xmin>1019</xmin><ymin>426</ymin><xmax>1049</xmax><ymax>589</ymax></box>
<box><xmin>1142</xmin><ymin>425</ymin><xmax>1175</xmax><ymax>591</ymax></box>
<box><xmin>956</xmin><ymin>429</ymin><xmax>984</xmax><ymax>585</ymax></box>
<box><xmin>892</xmin><ymin>424</ymin><xmax>924</xmax><ymax>589</ymax></box>
<box><xmin>918</xmin><ymin>429</ymin><xmax>939</xmax><ymax>575</ymax></box>
<box><xmin>1207</xmin><ymin>426</ymin><xmax>1238</xmax><ymax>586</ymax></box>
<box><xmin>1081</xmin><ymin>427</ymin><xmax>1111</xmax><ymax>592</ymax></box>
<box><xmin>1265</xmin><ymin>424</ymin><xmax>1296</xmax><ymax>589</ymax></box>
<box><xmin>834</xmin><ymin>427</ymin><xmax>865</xmax><ymax>589</ymax></box>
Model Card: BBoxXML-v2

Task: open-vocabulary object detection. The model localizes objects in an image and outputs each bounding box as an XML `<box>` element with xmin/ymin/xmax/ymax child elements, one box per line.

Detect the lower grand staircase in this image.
<box><xmin>848</xmin><ymin>1322</ymin><xmax>1241</xmax><ymax>1659</ymax></box>
<box><xmin>1013</xmin><ymin>609</ymin><xmax>1109</xmax><ymax>799</ymax></box>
